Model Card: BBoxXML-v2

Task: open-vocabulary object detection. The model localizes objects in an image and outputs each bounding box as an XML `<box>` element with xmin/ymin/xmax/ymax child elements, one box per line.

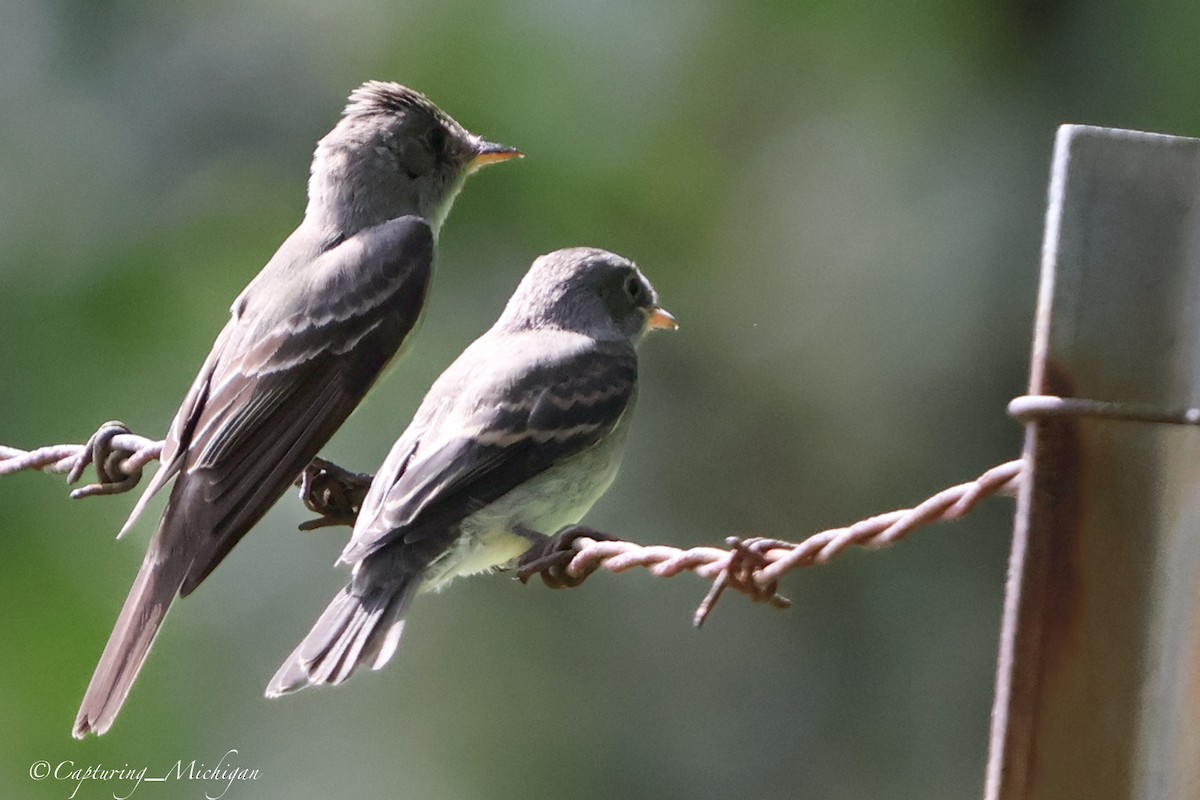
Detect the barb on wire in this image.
<box><xmin>517</xmin><ymin>459</ymin><xmax>1024</xmax><ymax>626</ymax></box>
<box><xmin>0</xmin><ymin>421</ymin><xmax>163</xmax><ymax>499</ymax></box>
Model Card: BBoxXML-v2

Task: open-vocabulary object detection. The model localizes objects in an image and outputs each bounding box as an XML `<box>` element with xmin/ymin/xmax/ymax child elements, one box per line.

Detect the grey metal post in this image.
<box><xmin>988</xmin><ymin>125</ymin><xmax>1200</xmax><ymax>799</ymax></box>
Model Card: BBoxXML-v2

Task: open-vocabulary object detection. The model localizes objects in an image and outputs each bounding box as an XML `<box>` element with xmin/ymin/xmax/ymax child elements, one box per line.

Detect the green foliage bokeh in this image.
<box><xmin>3</xmin><ymin>1</ymin><xmax>1199</xmax><ymax>797</ymax></box>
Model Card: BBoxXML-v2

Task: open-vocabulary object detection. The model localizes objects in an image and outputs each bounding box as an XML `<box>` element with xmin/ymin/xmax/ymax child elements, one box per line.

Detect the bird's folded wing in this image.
<box><xmin>341</xmin><ymin>341</ymin><xmax>637</xmax><ymax>564</ymax></box>
<box><xmin>135</xmin><ymin>216</ymin><xmax>434</xmax><ymax>595</ymax></box>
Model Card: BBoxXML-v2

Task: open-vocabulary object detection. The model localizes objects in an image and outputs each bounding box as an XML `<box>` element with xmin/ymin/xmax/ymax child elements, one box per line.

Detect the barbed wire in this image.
<box><xmin>0</xmin><ymin>423</ymin><xmax>378</xmax><ymax>520</ymax></box>
<box><xmin>0</xmin><ymin>422</ymin><xmax>163</xmax><ymax>498</ymax></box>
<box><xmin>517</xmin><ymin>459</ymin><xmax>1024</xmax><ymax>625</ymax></box>
<box><xmin>0</xmin><ymin>422</ymin><xmax>1023</xmax><ymax>625</ymax></box>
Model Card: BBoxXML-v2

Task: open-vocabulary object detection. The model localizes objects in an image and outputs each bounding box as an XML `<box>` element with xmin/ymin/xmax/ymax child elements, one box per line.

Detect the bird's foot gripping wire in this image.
<box><xmin>515</xmin><ymin>525</ymin><xmax>616</xmax><ymax>588</ymax></box>
<box><xmin>295</xmin><ymin>457</ymin><xmax>375</xmax><ymax>530</ymax></box>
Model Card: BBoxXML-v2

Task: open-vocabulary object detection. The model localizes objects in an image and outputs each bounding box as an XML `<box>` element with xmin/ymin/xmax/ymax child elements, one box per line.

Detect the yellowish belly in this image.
<box><xmin>418</xmin><ymin>425</ymin><xmax>629</xmax><ymax>592</ymax></box>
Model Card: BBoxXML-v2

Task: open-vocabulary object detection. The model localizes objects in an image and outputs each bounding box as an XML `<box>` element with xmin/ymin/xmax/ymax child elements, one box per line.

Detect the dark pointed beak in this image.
<box><xmin>468</xmin><ymin>140</ymin><xmax>523</xmax><ymax>173</ymax></box>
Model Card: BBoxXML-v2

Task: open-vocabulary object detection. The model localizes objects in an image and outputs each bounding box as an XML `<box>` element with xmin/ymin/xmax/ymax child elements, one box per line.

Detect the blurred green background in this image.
<box><xmin>2</xmin><ymin>0</ymin><xmax>1198</xmax><ymax>797</ymax></box>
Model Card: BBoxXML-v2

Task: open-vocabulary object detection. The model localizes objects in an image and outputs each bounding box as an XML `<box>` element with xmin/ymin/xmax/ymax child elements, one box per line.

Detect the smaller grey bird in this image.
<box><xmin>267</xmin><ymin>247</ymin><xmax>676</xmax><ymax>695</ymax></box>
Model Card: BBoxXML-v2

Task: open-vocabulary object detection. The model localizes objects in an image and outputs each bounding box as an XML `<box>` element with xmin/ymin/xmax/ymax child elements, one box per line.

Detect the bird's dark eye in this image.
<box><xmin>624</xmin><ymin>275</ymin><xmax>642</xmax><ymax>299</ymax></box>
<box><xmin>425</xmin><ymin>126</ymin><xmax>447</xmax><ymax>156</ymax></box>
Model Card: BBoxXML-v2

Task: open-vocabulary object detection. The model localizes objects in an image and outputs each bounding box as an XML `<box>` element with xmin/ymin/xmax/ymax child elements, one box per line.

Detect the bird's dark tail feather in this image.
<box><xmin>265</xmin><ymin>581</ymin><xmax>415</xmax><ymax>698</ymax></box>
<box><xmin>73</xmin><ymin>549</ymin><xmax>188</xmax><ymax>738</ymax></box>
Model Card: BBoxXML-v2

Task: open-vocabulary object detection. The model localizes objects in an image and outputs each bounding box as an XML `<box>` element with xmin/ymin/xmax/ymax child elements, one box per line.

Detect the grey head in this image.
<box><xmin>306</xmin><ymin>81</ymin><xmax>520</xmax><ymax>235</ymax></box>
<box><xmin>495</xmin><ymin>247</ymin><xmax>678</xmax><ymax>343</ymax></box>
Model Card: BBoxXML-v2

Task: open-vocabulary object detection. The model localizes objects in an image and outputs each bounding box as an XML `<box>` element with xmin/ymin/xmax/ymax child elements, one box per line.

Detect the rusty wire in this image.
<box><xmin>0</xmin><ymin>421</ymin><xmax>163</xmax><ymax>498</ymax></box>
<box><xmin>0</xmin><ymin>421</ymin><xmax>1023</xmax><ymax>626</ymax></box>
<box><xmin>521</xmin><ymin>459</ymin><xmax>1025</xmax><ymax>625</ymax></box>
<box><xmin>0</xmin><ymin>424</ymin><xmax>371</xmax><ymax>518</ymax></box>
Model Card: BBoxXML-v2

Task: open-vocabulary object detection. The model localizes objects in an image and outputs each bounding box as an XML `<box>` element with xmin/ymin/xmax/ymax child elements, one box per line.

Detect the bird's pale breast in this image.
<box><xmin>419</xmin><ymin>417</ymin><xmax>632</xmax><ymax>592</ymax></box>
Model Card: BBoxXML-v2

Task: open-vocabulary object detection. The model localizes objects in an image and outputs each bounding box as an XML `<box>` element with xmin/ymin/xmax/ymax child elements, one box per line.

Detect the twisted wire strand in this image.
<box><xmin>0</xmin><ymin>422</ymin><xmax>163</xmax><ymax>498</ymax></box>
<box><xmin>537</xmin><ymin>459</ymin><xmax>1024</xmax><ymax>625</ymax></box>
<box><xmin>1</xmin><ymin>421</ymin><xmax>1022</xmax><ymax>625</ymax></box>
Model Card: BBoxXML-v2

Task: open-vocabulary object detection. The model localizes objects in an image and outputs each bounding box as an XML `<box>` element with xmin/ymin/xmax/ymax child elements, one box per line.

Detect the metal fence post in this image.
<box><xmin>987</xmin><ymin>125</ymin><xmax>1200</xmax><ymax>800</ymax></box>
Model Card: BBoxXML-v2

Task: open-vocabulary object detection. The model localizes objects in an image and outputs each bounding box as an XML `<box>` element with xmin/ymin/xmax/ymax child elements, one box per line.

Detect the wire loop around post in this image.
<box><xmin>1009</xmin><ymin>395</ymin><xmax>1200</xmax><ymax>426</ymax></box>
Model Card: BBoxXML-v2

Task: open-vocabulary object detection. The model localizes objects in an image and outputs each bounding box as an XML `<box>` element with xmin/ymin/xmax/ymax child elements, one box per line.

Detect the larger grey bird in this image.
<box><xmin>73</xmin><ymin>81</ymin><xmax>520</xmax><ymax>738</ymax></box>
<box><xmin>267</xmin><ymin>247</ymin><xmax>676</xmax><ymax>695</ymax></box>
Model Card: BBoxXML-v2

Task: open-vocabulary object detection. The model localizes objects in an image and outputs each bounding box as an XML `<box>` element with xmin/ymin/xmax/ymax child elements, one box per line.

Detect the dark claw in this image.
<box><xmin>516</xmin><ymin>524</ymin><xmax>614</xmax><ymax>588</ymax></box>
<box><xmin>295</xmin><ymin>457</ymin><xmax>375</xmax><ymax>530</ymax></box>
